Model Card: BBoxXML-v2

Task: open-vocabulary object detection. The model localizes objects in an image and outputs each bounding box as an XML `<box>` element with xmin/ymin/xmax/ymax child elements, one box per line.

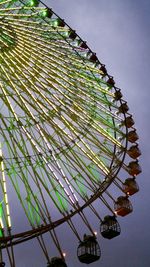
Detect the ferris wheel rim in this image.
<box><xmin>0</xmin><ymin>0</ymin><xmax>134</xmax><ymax>246</ymax></box>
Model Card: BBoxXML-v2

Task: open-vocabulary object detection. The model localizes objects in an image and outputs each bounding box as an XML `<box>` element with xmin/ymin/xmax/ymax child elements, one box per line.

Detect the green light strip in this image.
<box><xmin>0</xmin><ymin>142</ymin><xmax>11</xmax><ymax>228</ymax></box>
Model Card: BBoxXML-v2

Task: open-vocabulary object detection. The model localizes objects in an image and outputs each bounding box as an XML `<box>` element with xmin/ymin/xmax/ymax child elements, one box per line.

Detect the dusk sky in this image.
<box><xmin>42</xmin><ymin>0</ymin><xmax>150</xmax><ymax>266</ymax></box>
<box><xmin>1</xmin><ymin>1</ymin><xmax>149</xmax><ymax>266</ymax></box>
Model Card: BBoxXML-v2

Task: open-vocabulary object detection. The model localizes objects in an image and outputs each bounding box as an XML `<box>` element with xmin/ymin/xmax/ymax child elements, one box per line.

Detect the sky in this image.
<box><xmin>41</xmin><ymin>0</ymin><xmax>150</xmax><ymax>266</ymax></box>
<box><xmin>1</xmin><ymin>0</ymin><xmax>150</xmax><ymax>266</ymax></box>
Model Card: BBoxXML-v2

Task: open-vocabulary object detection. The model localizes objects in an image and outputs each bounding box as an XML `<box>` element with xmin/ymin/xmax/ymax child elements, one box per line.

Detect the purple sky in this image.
<box><xmin>2</xmin><ymin>1</ymin><xmax>149</xmax><ymax>266</ymax></box>
<box><xmin>41</xmin><ymin>0</ymin><xmax>150</xmax><ymax>266</ymax></box>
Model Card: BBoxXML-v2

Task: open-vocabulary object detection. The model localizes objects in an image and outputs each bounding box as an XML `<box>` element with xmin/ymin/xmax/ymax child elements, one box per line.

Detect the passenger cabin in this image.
<box><xmin>107</xmin><ymin>77</ymin><xmax>115</xmax><ymax>86</ymax></box>
<box><xmin>114</xmin><ymin>196</ymin><xmax>133</xmax><ymax>217</ymax></box>
<box><xmin>128</xmin><ymin>161</ymin><xmax>142</xmax><ymax>176</ymax></box>
<box><xmin>80</xmin><ymin>42</ymin><xmax>88</xmax><ymax>49</ymax></box>
<box><xmin>127</xmin><ymin>130</ymin><xmax>139</xmax><ymax>143</ymax></box>
<box><xmin>77</xmin><ymin>234</ymin><xmax>101</xmax><ymax>264</ymax></box>
<box><xmin>127</xmin><ymin>145</ymin><xmax>141</xmax><ymax>159</ymax></box>
<box><xmin>100</xmin><ymin>215</ymin><xmax>121</xmax><ymax>239</ymax></box>
<box><xmin>55</xmin><ymin>19</ymin><xmax>65</xmax><ymax>27</ymax></box>
<box><xmin>123</xmin><ymin>178</ymin><xmax>139</xmax><ymax>196</ymax></box>
<box><xmin>100</xmin><ymin>64</ymin><xmax>107</xmax><ymax>76</ymax></box>
<box><xmin>114</xmin><ymin>89</ymin><xmax>122</xmax><ymax>100</ymax></box>
<box><xmin>118</xmin><ymin>102</ymin><xmax>129</xmax><ymax>113</ymax></box>
<box><xmin>43</xmin><ymin>8</ymin><xmax>53</xmax><ymax>18</ymax></box>
<box><xmin>89</xmin><ymin>53</ymin><xmax>98</xmax><ymax>62</ymax></box>
<box><xmin>47</xmin><ymin>257</ymin><xmax>67</xmax><ymax>267</ymax></box>
<box><xmin>69</xmin><ymin>31</ymin><xmax>76</xmax><ymax>40</ymax></box>
<box><xmin>124</xmin><ymin>116</ymin><xmax>135</xmax><ymax>128</ymax></box>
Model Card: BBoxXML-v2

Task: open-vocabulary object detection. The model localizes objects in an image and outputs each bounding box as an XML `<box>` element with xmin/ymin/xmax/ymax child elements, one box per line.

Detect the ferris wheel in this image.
<box><xmin>0</xmin><ymin>0</ymin><xmax>141</xmax><ymax>266</ymax></box>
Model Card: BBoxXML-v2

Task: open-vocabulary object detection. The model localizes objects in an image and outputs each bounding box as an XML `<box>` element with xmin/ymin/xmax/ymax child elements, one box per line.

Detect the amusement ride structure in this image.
<box><xmin>0</xmin><ymin>0</ymin><xmax>141</xmax><ymax>266</ymax></box>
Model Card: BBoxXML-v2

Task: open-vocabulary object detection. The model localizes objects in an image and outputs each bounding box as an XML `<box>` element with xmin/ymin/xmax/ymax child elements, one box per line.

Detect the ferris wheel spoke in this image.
<box><xmin>58</xmin><ymin>156</ymin><xmax>97</xmax><ymax>195</ymax></box>
<box><xmin>0</xmin><ymin>99</ymin><xmax>76</xmax><ymax>217</ymax></box>
<box><xmin>7</xmin><ymin>92</ymin><xmax>115</xmax><ymax>184</ymax></box>
<box><xmin>1</xmin><ymin>119</ymin><xmax>72</xmax><ymax>222</ymax></box>
<box><xmin>33</xmin><ymin>126</ymin><xmax>79</xmax><ymax>204</ymax></box>
<box><xmin>8</xmin><ymin>25</ymin><xmax>113</xmax><ymax>104</ymax></box>
<box><xmin>7</xmin><ymin>19</ymin><xmax>70</xmax><ymax>42</ymax></box>
<box><xmin>50</xmin><ymin>133</ymin><xmax>104</xmax><ymax>194</ymax></box>
<box><xmin>15</xmin><ymin>33</ymin><xmax>113</xmax><ymax>99</ymax></box>
<box><xmin>58</xmin><ymin>145</ymin><xmax>105</xmax><ymax>192</ymax></box>
<box><xmin>0</xmin><ymin>69</ymin><xmax>80</xmax><ymax>205</ymax></box>
<box><xmin>16</xmin><ymin>128</ymin><xmax>77</xmax><ymax>208</ymax></box>
<box><xmin>51</xmin><ymin>124</ymin><xmax>113</xmax><ymax>184</ymax></box>
<box><xmin>0</xmin><ymin>9</ymin><xmax>41</xmax><ymax>17</ymax></box>
<box><xmin>99</xmin><ymin>195</ymin><xmax>115</xmax><ymax>215</ymax></box>
<box><xmin>1</xmin><ymin>126</ymin><xmax>49</xmax><ymax>226</ymax></box>
<box><xmin>55</xmin><ymin>118</ymin><xmax>110</xmax><ymax>175</ymax></box>
<box><xmin>0</xmin><ymin>46</ymin><xmax>123</xmax><ymax>193</ymax></box>
<box><xmin>6</xmin><ymin>21</ymin><xmax>103</xmax><ymax>83</ymax></box>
